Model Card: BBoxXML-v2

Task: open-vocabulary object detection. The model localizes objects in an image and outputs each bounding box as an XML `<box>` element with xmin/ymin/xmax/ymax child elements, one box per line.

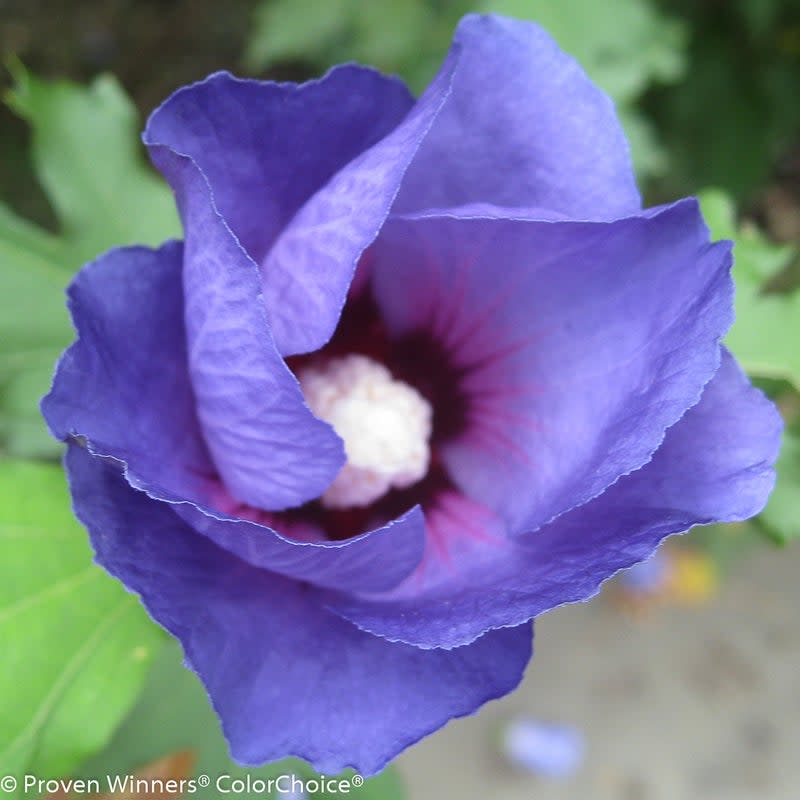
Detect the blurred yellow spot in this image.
<box><xmin>613</xmin><ymin>546</ymin><xmax>718</xmax><ymax>617</ymax></box>
<box><xmin>665</xmin><ymin>549</ymin><xmax>718</xmax><ymax>605</ymax></box>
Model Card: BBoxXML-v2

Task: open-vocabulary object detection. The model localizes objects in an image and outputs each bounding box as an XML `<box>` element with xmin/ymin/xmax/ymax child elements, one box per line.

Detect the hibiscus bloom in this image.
<box><xmin>43</xmin><ymin>14</ymin><xmax>780</xmax><ymax>775</ymax></box>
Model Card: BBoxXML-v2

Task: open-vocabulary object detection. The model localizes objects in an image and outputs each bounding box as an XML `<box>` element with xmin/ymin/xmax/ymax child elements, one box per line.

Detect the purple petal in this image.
<box><xmin>261</xmin><ymin>58</ymin><xmax>457</xmax><ymax>356</ymax></box>
<box><xmin>325</xmin><ymin>348</ymin><xmax>781</xmax><ymax>648</ymax></box>
<box><xmin>146</xmin><ymin>63</ymin><xmax>457</xmax><ymax>357</ymax></box>
<box><xmin>171</xmin><ymin>501</ymin><xmax>426</xmax><ymax>594</ymax></box>
<box><xmin>145</xmin><ymin>68</ymin><xmax>413</xmax><ymax>268</ymax></box>
<box><xmin>41</xmin><ymin>242</ymin><xmax>214</xmax><ymax>504</ymax></box>
<box><xmin>145</xmin><ymin>142</ymin><xmax>344</xmax><ymax>511</ymax></box>
<box><xmin>394</xmin><ymin>14</ymin><xmax>640</xmax><ymax>219</ymax></box>
<box><xmin>66</xmin><ymin>445</ymin><xmax>533</xmax><ymax>776</ymax></box>
<box><xmin>41</xmin><ymin>244</ymin><xmax>420</xmax><ymax>594</ymax></box>
<box><xmin>372</xmin><ymin>200</ymin><xmax>733</xmax><ymax>535</ymax></box>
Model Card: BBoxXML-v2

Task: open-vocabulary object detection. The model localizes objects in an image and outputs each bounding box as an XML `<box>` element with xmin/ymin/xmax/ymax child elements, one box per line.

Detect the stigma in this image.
<box><xmin>298</xmin><ymin>354</ymin><xmax>432</xmax><ymax>509</ymax></box>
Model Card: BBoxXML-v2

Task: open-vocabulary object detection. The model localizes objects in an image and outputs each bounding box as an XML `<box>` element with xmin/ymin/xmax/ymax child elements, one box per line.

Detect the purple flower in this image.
<box><xmin>42</xmin><ymin>14</ymin><xmax>780</xmax><ymax>776</ymax></box>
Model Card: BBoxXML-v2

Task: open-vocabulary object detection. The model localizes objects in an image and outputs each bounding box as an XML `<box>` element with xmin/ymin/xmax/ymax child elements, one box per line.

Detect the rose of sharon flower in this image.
<box><xmin>43</xmin><ymin>14</ymin><xmax>780</xmax><ymax>775</ymax></box>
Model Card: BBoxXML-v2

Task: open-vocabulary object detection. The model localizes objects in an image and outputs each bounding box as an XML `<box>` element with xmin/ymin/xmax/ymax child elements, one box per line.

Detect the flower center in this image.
<box><xmin>298</xmin><ymin>354</ymin><xmax>433</xmax><ymax>509</ymax></box>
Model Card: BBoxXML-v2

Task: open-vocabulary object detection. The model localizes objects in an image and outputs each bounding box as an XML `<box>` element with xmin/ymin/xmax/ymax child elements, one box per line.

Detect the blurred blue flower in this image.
<box><xmin>43</xmin><ymin>13</ymin><xmax>780</xmax><ymax>776</ymax></box>
<box><xmin>502</xmin><ymin>718</ymin><xmax>585</xmax><ymax>779</ymax></box>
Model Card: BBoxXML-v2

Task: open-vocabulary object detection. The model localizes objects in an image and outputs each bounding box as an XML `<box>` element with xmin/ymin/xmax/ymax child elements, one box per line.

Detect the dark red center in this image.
<box><xmin>282</xmin><ymin>283</ymin><xmax>469</xmax><ymax>540</ymax></box>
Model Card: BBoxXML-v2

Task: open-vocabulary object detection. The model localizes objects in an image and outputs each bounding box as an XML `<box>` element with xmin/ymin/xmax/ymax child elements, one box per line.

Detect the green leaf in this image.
<box><xmin>80</xmin><ymin>639</ymin><xmax>405</xmax><ymax>799</ymax></box>
<box><xmin>0</xmin><ymin>66</ymin><xmax>180</xmax><ymax>458</ymax></box>
<box><xmin>698</xmin><ymin>189</ymin><xmax>800</xmax><ymax>544</ymax></box>
<box><xmin>0</xmin><ymin>361</ymin><xmax>65</xmax><ymax>458</ymax></box>
<box><xmin>699</xmin><ymin>189</ymin><xmax>800</xmax><ymax>389</ymax></box>
<box><xmin>5</xmin><ymin>64</ymin><xmax>179</xmax><ymax>265</ymax></box>
<box><xmin>242</xmin><ymin>0</ymin><xmax>352</xmax><ymax>72</ymax></box>
<box><xmin>697</xmin><ymin>187</ymin><xmax>737</xmax><ymax>241</ymax></box>
<box><xmin>242</xmin><ymin>0</ymin><xmax>443</xmax><ymax>95</ymax></box>
<box><xmin>0</xmin><ymin>460</ymin><xmax>163</xmax><ymax>780</ymax></box>
<box><xmin>349</xmin><ymin>0</ymin><xmax>435</xmax><ymax>71</ymax></box>
<box><xmin>0</xmin><ymin>203</ymin><xmax>73</xmax><ymax>353</ymax></box>
<box><xmin>759</xmin><ymin>430</ymin><xmax>800</xmax><ymax>544</ymax></box>
<box><xmin>0</xmin><ymin>201</ymin><xmax>73</xmax><ymax>457</ymax></box>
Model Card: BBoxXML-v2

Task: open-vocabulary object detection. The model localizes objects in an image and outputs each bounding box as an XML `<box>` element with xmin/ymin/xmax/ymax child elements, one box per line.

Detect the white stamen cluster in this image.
<box><xmin>298</xmin><ymin>354</ymin><xmax>433</xmax><ymax>509</ymax></box>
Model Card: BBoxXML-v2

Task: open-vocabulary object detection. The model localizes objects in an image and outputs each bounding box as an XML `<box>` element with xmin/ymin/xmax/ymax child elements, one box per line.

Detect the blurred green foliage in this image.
<box><xmin>700</xmin><ymin>189</ymin><xmax>800</xmax><ymax>389</ymax></box>
<box><xmin>0</xmin><ymin>460</ymin><xmax>163</xmax><ymax>781</ymax></box>
<box><xmin>762</xmin><ymin>426</ymin><xmax>800</xmax><ymax>543</ymax></box>
<box><xmin>648</xmin><ymin>0</ymin><xmax>800</xmax><ymax>199</ymax></box>
<box><xmin>243</xmin><ymin>0</ymin><xmax>449</xmax><ymax>93</ymax></box>
<box><xmin>0</xmin><ymin>63</ymin><xmax>180</xmax><ymax>458</ymax></box>
<box><xmin>700</xmin><ymin>189</ymin><xmax>800</xmax><ymax>544</ymax></box>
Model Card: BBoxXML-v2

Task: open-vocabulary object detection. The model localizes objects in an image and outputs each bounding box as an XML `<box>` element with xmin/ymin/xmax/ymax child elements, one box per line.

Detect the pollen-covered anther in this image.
<box><xmin>298</xmin><ymin>354</ymin><xmax>433</xmax><ymax>509</ymax></box>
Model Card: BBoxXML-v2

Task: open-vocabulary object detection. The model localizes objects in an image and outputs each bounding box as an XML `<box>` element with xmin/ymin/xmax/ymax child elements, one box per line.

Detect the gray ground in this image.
<box><xmin>398</xmin><ymin>544</ymin><xmax>800</xmax><ymax>800</ymax></box>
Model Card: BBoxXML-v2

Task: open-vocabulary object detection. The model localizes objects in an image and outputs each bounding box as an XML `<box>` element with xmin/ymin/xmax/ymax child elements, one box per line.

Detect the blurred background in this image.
<box><xmin>1</xmin><ymin>1</ymin><xmax>799</xmax><ymax>798</ymax></box>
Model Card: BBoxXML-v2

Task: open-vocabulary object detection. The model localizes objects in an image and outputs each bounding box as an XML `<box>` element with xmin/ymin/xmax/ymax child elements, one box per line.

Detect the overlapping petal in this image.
<box><xmin>41</xmin><ymin>241</ymin><xmax>214</xmax><ymax>504</ymax></box>
<box><xmin>66</xmin><ymin>445</ymin><xmax>533</xmax><ymax>775</ymax></box>
<box><xmin>146</xmin><ymin>141</ymin><xmax>344</xmax><ymax>511</ymax></box>
<box><xmin>146</xmin><ymin>61</ymin><xmax>458</xmax><ymax>356</ymax></box>
<box><xmin>325</xmin><ymin>349</ymin><xmax>781</xmax><ymax>648</ymax></box>
<box><xmin>172</xmin><ymin>501</ymin><xmax>426</xmax><ymax>594</ymax></box>
<box><xmin>145</xmin><ymin>68</ymin><xmax>413</xmax><ymax>266</ymax></box>
<box><xmin>260</xmin><ymin>58</ymin><xmax>458</xmax><ymax>356</ymax></box>
<box><xmin>395</xmin><ymin>14</ymin><xmax>640</xmax><ymax>219</ymax></box>
<box><xmin>41</xmin><ymin>243</ymin><xmax>424</xmax><ymax>594</ymax></box>
<box><xmin>372</xmin><ymin>199</ymin><xmax>734</xmax><ymax>534</ymax></box>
